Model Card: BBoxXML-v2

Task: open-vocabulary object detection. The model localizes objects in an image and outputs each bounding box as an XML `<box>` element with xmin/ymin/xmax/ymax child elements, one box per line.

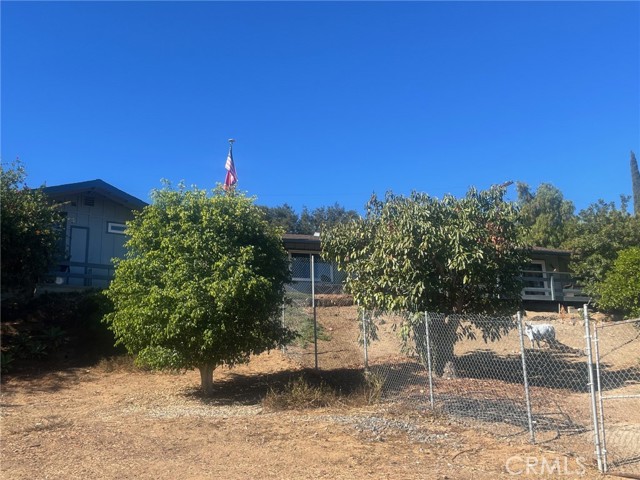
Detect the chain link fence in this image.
<box><xmin>279</xmin><ymin>287</ymin><xmax>640</xmax><ymax>475</ymax></box>
<box><xmin>360</xmin><ymin>307</ymin><xmax>640</xmax><ymax>476</ymax></box>
<box><xmin>592</xmin><ymin>318</ymin><xmax>640</xmax><ymax>476</ymax></box>
<box><xmin>281</xmin><ymin>254</ymin><xmax>351</xmax><ymax>369</ymax></box>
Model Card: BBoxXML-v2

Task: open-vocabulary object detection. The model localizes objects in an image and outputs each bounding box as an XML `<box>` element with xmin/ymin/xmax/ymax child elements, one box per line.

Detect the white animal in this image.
<box><xmin>524</xmin><ymin>323</ymin><xmax>556</xmax><ymax>349</ymax></box>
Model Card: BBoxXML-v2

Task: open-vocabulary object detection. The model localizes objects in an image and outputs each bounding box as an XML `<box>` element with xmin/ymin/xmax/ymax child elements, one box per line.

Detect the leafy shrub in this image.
<box><xmin>0</xmin><ymin>290</ymin><xmax>119</xmax><ymax>372</ymax></box>
<box><xmin>595</xmin><ymin>247</ymin><xmax>640</xmax><ymax>318</ymax></box>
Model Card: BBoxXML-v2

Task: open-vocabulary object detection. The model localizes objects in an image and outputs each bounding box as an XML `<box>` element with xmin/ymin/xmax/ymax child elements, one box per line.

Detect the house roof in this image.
<box><xmin>281</xmin><ymin>234</ymin><xmax>574</xmax><ymax>257</ymax></box>
<box><xmin>531</xmin><ymin>246</ymin><xmax>572</xmax><ymax>256</ymax></box>
<box><xmin>282</xmin><ymin>233</ymin><xmax>321</xmax><ymax>252</ymax></box>
<box><xmin>43</xmin><ymin>179</ymin><xmax>148</xmax><ymax>210</ymax></box>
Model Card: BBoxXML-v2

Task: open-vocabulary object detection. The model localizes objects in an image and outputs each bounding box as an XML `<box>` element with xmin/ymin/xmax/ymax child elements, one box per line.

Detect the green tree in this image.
<box><xmin>260</xmin><ymin>202</ymin><xmax>359</xmax><ymax>234</ymax></box>
<box><xmin>298</xmin><ymin>203</ymin><xmax>359</xmax><ymax>234</ymax></box>
<box><xmin>516</xmin><ymin>182</ymin><xmax>575</xmax><ymax>248</ymax></box>
<box><xmin>258</xmin><ymin>203</ymin><xmax>299</xmax><ymax>233</ymax></box>
<box><xmin>631</xmin><ymin>151</ymin><xmax>640</xmax><ymax>216</ymax></box>
<box><xmin>564</xmin><ymin>197</ymin><xmax>640</xmax><ymax>297</ymax></box>
<box><xmin>104</xmin><ymin>184</ymin><xmax>294</xmax><ymax>394</ymax></box>
<box><xmin>1</xmin><ymin>160</ymin><xmax>63</xmax><ymax>297</ymax></box>
<box><xmin>322</xmin><ymin>185</ymin><xmax>529</xmax><ymax>375</ymax></box>
<box><xmin>594</xmin><ymin>247</ymin><xmax>640</xmax><ymax>318</ymax></box>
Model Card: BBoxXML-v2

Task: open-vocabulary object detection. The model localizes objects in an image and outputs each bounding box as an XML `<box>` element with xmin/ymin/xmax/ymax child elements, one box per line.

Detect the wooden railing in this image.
<box><xmin>41</xmin><ymin>261</ymin><xmax>115</xmax><ymax>287</ymax></box>
<box><xmin>520</xmin><ymin>270</ymin><xmax>589</xmax><ymax>303</ymax></box>
<box><xmin>40</xmin><ymin>262</ymin><xmax>588</xmax><ymax>303</ymax></box>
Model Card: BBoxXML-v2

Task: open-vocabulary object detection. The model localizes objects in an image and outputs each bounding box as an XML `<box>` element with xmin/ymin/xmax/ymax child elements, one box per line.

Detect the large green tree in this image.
<box><xmin>1</xmin><ymin>161</ymin><xmax>63</xmax><ymax>297</ymax></box>
<box><xmin>260</xmin><ymin>202</ymin><xmax>359</xmax><ymax>234</ymax></box>
<box><xmin>104</xmin><ymin>185</ymin><xmax>294</xmax><ymax>394</ymax></box>
<box><xmin>258</xmin><ymin>203</ymin><xmax>299</xmax><ymax>233</ymax></box>
<box><xmin>322</xmin><ymin>185</ymin><xmax>529</xmax><ymax>375</ymax></box>
<box><xmin>594</xmin><ymin>247</ymin><xmax>640</xmax><ymax>318</ymax></box>
<box><xmin>564</xmin><ymin>197</ymin><xmax>640</xmax><ymax>298</ymax></box>
<box><xmin>299</xmin><ymin>203</ymin><xmax>360</xmax><ymax>234</ymax></box>
<box><xmin>516</xmin><ymin>182</ymin><xmax>575</xmax><ymax>248</ymax></box>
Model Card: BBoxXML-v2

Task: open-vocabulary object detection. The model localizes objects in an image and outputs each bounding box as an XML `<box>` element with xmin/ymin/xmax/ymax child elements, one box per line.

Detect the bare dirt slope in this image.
<box><xmin>1</xmin><ymin>349</ymin><xmax>604</xmax><ymax>480</ymax></box>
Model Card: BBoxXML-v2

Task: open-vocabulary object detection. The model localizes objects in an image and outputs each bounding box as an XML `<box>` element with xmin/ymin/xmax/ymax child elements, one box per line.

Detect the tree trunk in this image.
<box><xmin>413</xmin><ymin>314</ymin><xmax>459</xmax><ymax>377</ymax></box>
<box><xmin>199</xmin><ymin>363</ymin><xmax>215</xmax><ymax>395</ymax></box>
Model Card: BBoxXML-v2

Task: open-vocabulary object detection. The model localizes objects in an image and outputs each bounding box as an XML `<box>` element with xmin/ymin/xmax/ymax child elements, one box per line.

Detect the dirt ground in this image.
<box><xmin>1</xmin><ymin>350</ymin><xmax>606</xmax><ymax>480</ymax></box>
<box><xmin>3</xmin><ymin>304</ymin><xmax>636</xmax><ymax>479</ymax></box>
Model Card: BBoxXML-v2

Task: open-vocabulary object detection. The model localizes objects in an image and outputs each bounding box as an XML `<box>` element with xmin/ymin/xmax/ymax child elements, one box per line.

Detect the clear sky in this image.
<box><xmin>2</xmin><ymin>1</ymin><xmax>639</xmax><ymax>215</ymax></box>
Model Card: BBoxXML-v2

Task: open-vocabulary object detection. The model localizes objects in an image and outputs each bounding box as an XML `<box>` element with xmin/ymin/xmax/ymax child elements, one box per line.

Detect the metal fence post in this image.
<box><xmin>281</xmin><ymin>302</ymin><xmax>286</xmax><ymax>353</ymax></box>
<box><xmin>311</xmin><ymin>254</ymin><xmax>318</xmax><ymax>370</ymax></box>
<box><xmin>593</xmin><ymin>323</ymin><xmax>608</xmax><ymax>473</ymax></box>
<box><xmin>362</xmin><ymin>308</ymin><xmax>369</xmax><ymax>372</ymax></box>
<box><xmin>584</xmin><ymin>304</ymin><xmax>604</xmax><ymax>472</ymax></box>
<box><xmin>517</xmin><ymin>311</ymin><xmax>536</xmax><ymax>443</ymax></box>
<box><xmin>424</xmin><ymin>312</ymin><xmax>435</xmax><ymax>409</ymax></box>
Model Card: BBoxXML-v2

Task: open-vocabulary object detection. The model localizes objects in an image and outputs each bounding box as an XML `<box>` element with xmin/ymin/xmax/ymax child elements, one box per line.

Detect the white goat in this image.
<box><xmin>524</xmin><ymin>323</ymin><xmax>556</xmax><ymax>349</ymax></box>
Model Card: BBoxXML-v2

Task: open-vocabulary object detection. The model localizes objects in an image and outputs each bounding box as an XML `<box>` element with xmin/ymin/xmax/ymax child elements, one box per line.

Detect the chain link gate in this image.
<box><xmin>591</xmin><ymin>317</ymin><xmax>640</xmax><ymax>476</ymax></box>
<box><xmin>282</xmin><ymin>253</ymin><xmax>347</xmax><ymax>370</ymax></box>
<box><xmin>360</xmin><ymin>305</ymin><xmax>640</xmax><ymax>474</ymax></box>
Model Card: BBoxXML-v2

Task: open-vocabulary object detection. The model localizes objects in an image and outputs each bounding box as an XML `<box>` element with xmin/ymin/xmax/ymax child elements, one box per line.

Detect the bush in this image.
<box><xmin>1</xmin><ymin>161</ymin><xmax>63</xmax><ymax>297</ymax></box>
<box><xmin>0</xmin><ymin>291</ymin><xmax>120</xmax><ymax>372</ymax></box>
<box><xmin>595</xmin><ymin>247</ymin><xmax>640</xmax><ymax>319</ymax></box>
<box><xmin>262</xmin><ymin>370</ymin><xmax>385</xmax><ymax>411</ymax></box>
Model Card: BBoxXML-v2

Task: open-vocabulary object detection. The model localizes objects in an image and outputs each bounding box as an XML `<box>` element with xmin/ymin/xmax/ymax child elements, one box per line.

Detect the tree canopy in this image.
<box><xmin>1</xmin><ymin>160</ymin><xmax>63</xmax><ymax>297</ymax></box>
<box><xmin>104</xmin><ymin>185</ymin><xmax>294</xmax><ymax>394</ymax></box>
<box><xmin>260</xmin><ymin>202</ymin><xmax>359</xmax><ymax>235</ymax></box>
<box><xmin>564</xmin><ymin>196</ymin><xmax>640</xmax><ymax>298</ymax></box>
<box><xmin>594</xmin><ymin>247</ymin><xmax>640</xmax><ymax>319</ymax></box>
<box><xmin>322</xmin><ymin>185</ymin><xmax>530</xmax><ymax>375</ymax></box>
<box><xmin>258</xmin><ymin>203</ymin><xmax>299</xmax><ymax>233</ymax></box>
<box><xmin>516</xmin><ymin>182</ymin><xmax>575</xmax><ymax>248</ymax></box>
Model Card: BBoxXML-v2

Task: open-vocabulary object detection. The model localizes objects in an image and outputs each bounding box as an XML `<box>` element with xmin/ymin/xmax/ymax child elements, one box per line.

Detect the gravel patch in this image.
<box><xmin>305</xmin><ymin>413</ymin><xmax>451</xmax><ymax>443</ymax></box>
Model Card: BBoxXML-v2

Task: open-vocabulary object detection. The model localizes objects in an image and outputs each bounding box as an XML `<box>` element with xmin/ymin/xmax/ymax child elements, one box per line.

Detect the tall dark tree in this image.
<box><xmin>1</xmin><ymin>160</ymin><xmax>63</xmax><ymax>297</ymax></box>
<box><xmin>302</xmin><ymin>203</ymin><xmax>360</xmax><ymax>234</ymax></box>
<box><xmin>260</xmin><ymin>203</ymin><xmax>359</xmax><ymax>234</ymax></box>
<box><xmin>631</xmin><ymin>151</ymin><xmax>640</xmax><ymax>216</ymax></box>
<box><xmin>258</xmin><ymin>204</ymin><xmax>299</xmax><ymax>233</ymax></box>
<box><xmin>516</xmin><ymin>182</ymin><xmax>575</xmax><ymax>248</ymax></box>
<box><xmin>564</xmin><ymin>196</ymin><xmax>640</xmax><ymax>297</ymax></box>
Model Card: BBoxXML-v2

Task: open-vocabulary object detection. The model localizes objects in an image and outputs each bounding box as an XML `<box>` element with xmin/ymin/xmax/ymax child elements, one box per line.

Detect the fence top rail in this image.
<box><xmin>596</xmin><ymin>318</ymin><xmax>640</xmax><ymax>329</ymax></box>
<box><xmin>53</xmin><ymin>261</ymin><xmax>115</xmax><ymax>269</ymax></box>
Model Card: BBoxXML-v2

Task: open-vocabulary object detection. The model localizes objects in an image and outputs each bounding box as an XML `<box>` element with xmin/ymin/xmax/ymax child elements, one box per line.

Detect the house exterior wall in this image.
<box><xmin>50</xmin><ymin>192</ymin><xmax>137</xmax><ymax>288</ymax></box>
<box><xmin>282</xmin><ymin>234</ymin><xmax>587</xmax><ymax>308</ymax></box>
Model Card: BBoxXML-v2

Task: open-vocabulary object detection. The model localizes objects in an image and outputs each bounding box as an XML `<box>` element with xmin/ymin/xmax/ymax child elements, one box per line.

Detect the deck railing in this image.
<box><xmin>520</xmin><ymin>269</ymin><xmax>589</xmax><ymax>303</ymax></box>
<box><xmin>41</xmin><ymin>261</ymin><xmax>115</xmax><ymax>288</ymax></box>
<box><xmin>40</xmin><ymin>262</ymin><xmax>589</xmax><ymax>304</ymax></box>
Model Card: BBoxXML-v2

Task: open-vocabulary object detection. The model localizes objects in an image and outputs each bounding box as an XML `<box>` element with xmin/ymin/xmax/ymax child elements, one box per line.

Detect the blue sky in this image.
<box><xmin>2</xmin><ymin>1</ymin><xmax>639</xmax><ymax>215</ymax></box>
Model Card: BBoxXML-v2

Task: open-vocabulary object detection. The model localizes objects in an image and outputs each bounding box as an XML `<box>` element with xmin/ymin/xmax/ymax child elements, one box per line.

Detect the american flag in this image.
<box><xmin>223</xmin><ymin>143</ymin><xmax>237</xmax><ymax>190</ymax></box>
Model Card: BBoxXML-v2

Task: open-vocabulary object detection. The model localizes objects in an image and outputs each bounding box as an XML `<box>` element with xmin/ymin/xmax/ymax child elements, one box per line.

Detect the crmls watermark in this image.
<box><xmin>505</xmin><ymin>455</ymin><xmax>587</xmax><ymax>476</ymax></box>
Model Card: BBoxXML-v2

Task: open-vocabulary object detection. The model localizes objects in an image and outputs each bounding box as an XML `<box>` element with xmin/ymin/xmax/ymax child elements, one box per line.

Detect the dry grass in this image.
<box><xmin>262</xmin><ymin>370</ymin><xmax>386</xmax><ymax>411</ymax></box>
<box><xmin>94</xmin><ymin>354</ymin><xmax>143</xmax><ymax>373</ymax></box>
<box><xmin>263</xmin><ymin>375</ymin><xmax>340</xmax><ymax>410</ymax></box>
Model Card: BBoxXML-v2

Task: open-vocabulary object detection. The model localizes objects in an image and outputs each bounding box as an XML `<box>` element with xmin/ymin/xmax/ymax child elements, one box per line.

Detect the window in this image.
<box><xmin>290</xmin><ymin>252</ymin><xmax>334</xmax><ymax>282</ymax></box>
<box><xmin>107</xmin><ymin>222</ymin><xmax>127</xmax><ymax>235</ymax></box>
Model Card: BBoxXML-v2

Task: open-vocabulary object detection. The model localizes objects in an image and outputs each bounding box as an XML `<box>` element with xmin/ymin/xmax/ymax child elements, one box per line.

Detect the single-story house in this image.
<box><xmin>283</xmin><ymin>234</ymin><xmax>589</xmax><ymax>307</ymax></box>
<box><xmin>40</xmin><ymin>179</ymin><xmax>147</xmax><ymax>290</ymax></box>
<box><xmin>40</xmin><ymin>180</ymin><xmax>588</xmax><ymax>307</ymax></box>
